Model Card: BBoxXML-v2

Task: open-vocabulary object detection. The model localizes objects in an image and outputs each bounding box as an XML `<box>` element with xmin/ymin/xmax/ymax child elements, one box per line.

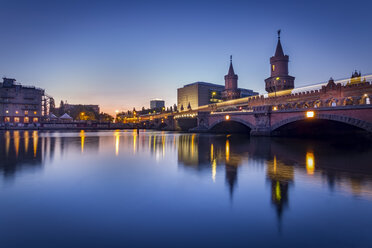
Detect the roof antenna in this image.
<box><xmin>230</xmin><ymin>55</ymin><xmax>232</xmax><ymax>63</ymax></box>
<box><xmin>277</xmin><ymin>29</ymin><xmax>281</xmax><ymax>39</ymax></box>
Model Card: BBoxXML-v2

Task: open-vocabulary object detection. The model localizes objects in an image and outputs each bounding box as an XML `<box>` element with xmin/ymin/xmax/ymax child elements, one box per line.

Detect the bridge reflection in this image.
<box><xmin>1</xmin><ymin>131</ymin><xmax>372</xmax><ymax>218</ymax></box>
<box><xmin>176</xmin><ymin>134</ymin><xmax>372</xmax><ymax>216</ymax></box>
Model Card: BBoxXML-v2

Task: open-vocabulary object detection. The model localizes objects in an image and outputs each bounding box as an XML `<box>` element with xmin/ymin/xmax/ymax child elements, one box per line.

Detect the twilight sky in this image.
<box><xmin>0</xmin><ymin>0</ymin><xmax>371</xmax><ymax>114</ymax></box>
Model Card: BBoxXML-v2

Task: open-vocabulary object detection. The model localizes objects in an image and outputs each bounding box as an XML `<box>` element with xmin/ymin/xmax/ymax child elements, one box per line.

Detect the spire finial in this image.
<box><xmin>230</xmin><ymin>55</ymin><xmax>232</xmax><ymax>63</ymax></box>
<box><xmin>277</xmin><ymin>29</ymin><xmax>281</xmax><ymax>39</ymax></box>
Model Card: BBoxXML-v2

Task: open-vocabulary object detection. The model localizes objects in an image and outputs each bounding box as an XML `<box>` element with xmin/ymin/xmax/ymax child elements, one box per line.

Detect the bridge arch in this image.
<box><xmin>271</xmin><ymin>113</ymin><xmax>372</xmax><ymax>134</ymax></box>
<box><xmin>209</xmin><ymin>116</ymin><xmax>254</xmax><ymax>133</ymax></box>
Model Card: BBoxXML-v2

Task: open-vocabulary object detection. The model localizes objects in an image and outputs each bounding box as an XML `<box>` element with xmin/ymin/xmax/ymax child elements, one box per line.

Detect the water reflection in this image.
<box><xmin>0</xmin><ymin>130</ymin><xmax>371</xmax><ymax>247</ymax></box>
<box><xmin>1</xmin><ymin>131</ymin><xmax>372</xmax><ymax>201</ymax></box>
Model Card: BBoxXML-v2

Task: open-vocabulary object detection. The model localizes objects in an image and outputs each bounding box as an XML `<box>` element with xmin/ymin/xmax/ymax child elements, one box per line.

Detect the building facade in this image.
<box><xmin>177</xmin><ymin>81</ymin><xmax>257</xmax><ymax>110</ymax></box>
<box><xmin>0</xmin><ymin>78</ymin><xmax>44</xmax><ymax>125</ymax></box>
<box><xmin>265</xmin><ymin>31</ymin><xmax>295</xmax><ymax>93</ymax></box>
<box><xmin>150</xmin><ymin>99</ymin><xmax>165</xmax><ymax>109</ymax></box>
<box><xmin>222</xmin><ymin>56</ymin><xmax>240</xmax><ymax>100</ymax></box>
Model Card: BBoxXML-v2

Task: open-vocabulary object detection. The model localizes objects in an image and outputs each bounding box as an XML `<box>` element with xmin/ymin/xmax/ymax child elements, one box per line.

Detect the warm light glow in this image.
<box><xmin>33</xmin><ymin>131</ymin><xmax>38</xmax><ymax>157</ymax></box>
<box><xmin>5</xmin><ymin>131</ymin><xmax>10</xmax><ymax>157</ymax></box>
<box><xmin>114</xmin><ymin>130</ymin><xmax>120</xmax><ymax>156</ymax></box>
<box><xmin>133</xmin><ymin>130</ymin><xmax>137</xmax><ymax>154</ymax></box>
<box><xmin>272</xmin><ymin>65</ymin><xmax>275</xmax><ymax>71</ymax></box>
<box><xmin>225</xmin><ymin>139</ymin><xmax>230</xmax><ymax>162</ymax></box>
<box><xmin>272</xmin><ymin>106</ymin><xmax>278</xmax><ymax>111</ymax></box>
<box><xmin>306</xmin><ymin>111</ymin><xmax>315</xmax><ymax>118</ymax></box>
<box><xmin>14</xmin><ymin>117</ymin><xmax>20</xmax><ymax>123</ymax></box>
<box><xmin>210</xmin><ymin>144</ymin><xmax>214</xmax><ymax>162</ymax></box>
<box><xmin>212</xmin><ymin>159</ymin><xmax>216</xmax><ymax>182</ymax></box>
<box><xmin>14</xmin><ymin>131</ymin><xmax>20</xmax><ymax>157</ymax></box>
<box><xmin>80</xmin><ymin>130</ymin><xmax>85</xmax><ymax>153</ymax></box>
<box><xmin>115</xmin><ymin>110</ymin><xmax>119</xmax><ymax>113</ymax></box>
<box><xmin>275</xmin><ymin>181</ymin><xmax>281</xmax><ymax>201</ymax></box>
<box><xmin>225</xmin><ymin>115</ymin><xmax>230</xmax><ymax>120</ymax></box>
<box><xmin>33</xmin><ymin>117</ymin><xmax>38</xmax><ymax>123</ymax></box>
<box><xmin>24</xmin><ymin>117</ymin><xmax>29</xmax><ymax>123</ymax></box>
<box><xmin>276</xmin><ymin>77</ymin><xmax>280</xmax><ymax>80</ymax></box>
<box><xmin>34</xmin><ymin>111</ymin><xmax>37</xmax><ymax>115</ymax></box>
<box><xmin>24</xmin><ymin>131</ymin><xmax>29</xmax><ymax>153</ymax></box>
<box><xmin>5</xmin><ymin>110</ymin><xmax>9</xmax><ymax>114</ymax></box>
<box><xmin>306</xmin><ymin>152</ymin><xmax>315</xmax><ymax>175</ymax></box>
<box><xmin>15</xmin><ymin>111</ymin><xmax>19</xmax><ymax>114</ymax></box>
<box><xmin>212</xmin><ymin>92</ymin><xmax>216</xmax><ymax>96</ymax></box>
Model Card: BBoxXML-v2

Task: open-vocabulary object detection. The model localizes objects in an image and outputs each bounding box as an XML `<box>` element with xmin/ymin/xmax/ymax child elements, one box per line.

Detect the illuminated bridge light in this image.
<box><xmin>306</xmin><ymin>111</ymin><xmax>315</xmax><ymax>118</ymax></box>
<box><xmin>225</xmin><ymin>115</ymin><xmax>230</xmax><ymax>120</ymax></box>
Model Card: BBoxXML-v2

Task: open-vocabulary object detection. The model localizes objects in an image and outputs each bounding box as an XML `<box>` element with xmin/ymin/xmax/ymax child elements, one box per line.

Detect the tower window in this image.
<box><xmin>272</xmin><ymin>65</ymin><xmax>275</xmax><ymax>71</ymax></box>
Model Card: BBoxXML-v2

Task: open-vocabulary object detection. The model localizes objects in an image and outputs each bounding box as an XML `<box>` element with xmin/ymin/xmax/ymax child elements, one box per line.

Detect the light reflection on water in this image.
<box><xmin>0</xmin><ymin>130</ymin><xmax>372</xmax><ymax>247</ymax></box>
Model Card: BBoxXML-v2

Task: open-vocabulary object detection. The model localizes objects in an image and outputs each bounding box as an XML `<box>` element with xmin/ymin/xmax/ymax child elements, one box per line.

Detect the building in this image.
<box><xmin>222</xmin><ymin>56</ymin><xmax>240</xmax><ymax>100</ymax></box>
<box><xmin>150</xmin><ymin>99</ymin><xmax>165</xmax><ymax>109</ymax></box>
<box><xmin>177</xmin><ymin>81</ymin><xmax>257</xmax><ymax>110</ymax></box>
<box><xmin>0</xmin><ymin>78</ymin><xmax>44</xmax><ymax>125</ymax></box>
<box><xmin>265</xmin><ymin>30</ymin><xmax>295</xmax><ymax>93</ymax></box>
<box><xmin>177</xmin><ymin>58</ymin><xmax>258</xmax><ymax>110</ymax></box>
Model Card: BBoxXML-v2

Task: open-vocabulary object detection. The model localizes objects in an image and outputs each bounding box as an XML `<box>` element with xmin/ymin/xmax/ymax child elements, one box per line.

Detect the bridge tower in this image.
<box><xmin>222</xmin><ymin>56</ymin><xmax>240</xmax><ymax>100</ymax></box>
<box><xmin>265</xmin><ymin>30</ymin><xmax>295</xmax><ymax>93</ymax></box>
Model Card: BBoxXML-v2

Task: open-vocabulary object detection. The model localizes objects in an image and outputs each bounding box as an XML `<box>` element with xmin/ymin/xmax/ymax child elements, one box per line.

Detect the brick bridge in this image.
<box><xmin>139</xmin><ymin>77</ymin><xmax>372</xmax><ymax>136</ymax></box>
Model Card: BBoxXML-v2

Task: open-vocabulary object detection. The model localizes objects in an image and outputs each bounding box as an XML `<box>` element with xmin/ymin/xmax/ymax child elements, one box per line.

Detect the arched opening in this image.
<box><xmin>343</xmin><ymin>97</ymin><xmax>354</xmax><ymax>106</ymax></box>
<box><xmin>210</xmin><ymin>120</ymin><xmax>252</xmax><ymax>134</ymax></box>
<box><xmin>158</xmin><ymin>122</ymin><xmax>168</xmax><ymax>129</ymax></box>
<box><xmin>272</xmin><ymin>119</ymin><xmax>369</xmax><ymax>138</ymax></box>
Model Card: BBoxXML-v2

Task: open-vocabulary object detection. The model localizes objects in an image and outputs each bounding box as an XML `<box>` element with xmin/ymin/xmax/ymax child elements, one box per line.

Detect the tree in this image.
<box><xmin>99</xmin><ymin>113</ymin><xmax>114</xmax><ymax>122</ymax></box>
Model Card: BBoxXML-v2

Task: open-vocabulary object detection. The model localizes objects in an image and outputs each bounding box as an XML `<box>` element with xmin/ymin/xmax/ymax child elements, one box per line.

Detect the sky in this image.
<box><xmin>0</xmin><ymin>0</ymin><xmax>372</xmax><ymax>115</ymax></box>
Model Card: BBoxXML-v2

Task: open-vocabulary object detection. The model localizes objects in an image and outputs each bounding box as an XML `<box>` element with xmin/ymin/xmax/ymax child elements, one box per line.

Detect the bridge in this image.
<box><xmin>139</xmin><ymin>75</ymin><xmax>372</xmax><ymax>136</ymax></box>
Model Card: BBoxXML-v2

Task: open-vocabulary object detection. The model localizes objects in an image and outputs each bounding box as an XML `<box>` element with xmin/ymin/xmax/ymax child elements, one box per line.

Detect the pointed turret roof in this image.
<box><xmin>274</xmin><ymin>29</ymin><xmax>284</xmax><ymax>57</ymax></box>
<box><xmin>275</xmin><ymin>38</ymin><xmax>284</xmax><ymax>57</ymax></box>
<box><xmin>227</xmin><ymin>55</ymin><xmax>235</xmax><ymax>75</ymax></box>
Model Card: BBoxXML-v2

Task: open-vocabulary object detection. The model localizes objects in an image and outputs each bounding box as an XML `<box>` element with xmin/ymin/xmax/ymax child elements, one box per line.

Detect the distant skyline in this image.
<box><xmin>1</xmin><ymin>0</ymin><xmax>372</xmax><ymax>115</ymax></box>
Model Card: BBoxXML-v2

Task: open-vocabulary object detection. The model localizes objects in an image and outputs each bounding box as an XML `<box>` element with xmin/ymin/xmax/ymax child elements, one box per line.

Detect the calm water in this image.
<box><xmin>0</xmin><ymin>130</ymin><xmax>372</xmax><ymax>248</ymax></box>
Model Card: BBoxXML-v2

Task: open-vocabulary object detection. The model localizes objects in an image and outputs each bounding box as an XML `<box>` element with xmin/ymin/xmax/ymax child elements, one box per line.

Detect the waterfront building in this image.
<box><xmin>0</xmin><ymin>78</ymin><xmax>44</xmax><ymax>125</ymax></box>
<box><xmin>265</xmin><ymin>30</ymin><xmax>295</xmax><ymax>93</ymax></box>
<box><xmin>177</xmin><ymin>82</ymin><xmax>257</xmax><ymax>110</ymax></box>
<box><xmin>221</xmin><ymin>56</ymin><xmax>240</xmax><ymax>100</ymax></box>
<box><xmin>150</xmin><ymin>99</ymin><xmax>165</xmax><ymax>109</ymax></box>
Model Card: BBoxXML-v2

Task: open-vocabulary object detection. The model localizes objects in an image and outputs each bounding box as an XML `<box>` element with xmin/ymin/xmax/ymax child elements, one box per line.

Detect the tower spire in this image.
<box><xmin>275</xmin><ymin>30</ymin><xmax>284</xmax><ymax>57</ymax></box>
<box><xmin>228</xmin><ymin>55</ymin><xmax>235</xmax><ymax>75</ymax></box>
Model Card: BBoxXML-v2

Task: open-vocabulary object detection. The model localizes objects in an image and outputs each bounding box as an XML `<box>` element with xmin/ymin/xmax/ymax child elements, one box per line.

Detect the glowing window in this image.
<box><xmin>33</xmin><ymin>118</ymin><xmax>38</xmax><ymax>123</ymax></box>
<box><xmin>272</xmin><ymin>106</ymin><xmax>278</xmax><ymax>111</ymax></box>
<box><xmin>15</xmin><ymin>111</ymin><xmax>19</xmax><ymax>114</ymax></box>
<box><xmin>24</xmin><ymin>117</ymin><xmax>29</xmax><ymax>123</ymax></box>
<box><xmin>5</xmin><ymin>117</ymin><xmax>10</xmax><ymax>122</ymax></box>
<box><xmin>25</xmin><ymin>110</ymin><xmax>29</xmax><ymax>115</ymax></box>
<box><xmin>272</xmin><ymin>65</ymin><xmax>275</xmax><ymax>71</ymax></box>
<box><xmin>14</xmin><ymin>117</ymin><xmax>20</xmax><ymax>123</ymax></box>
<box><xmin>5</xmin><ymin>110</ymin><xmax>9</xmax><ymax>114</ymax></box>
<box><xmin>34</xmin><ymin>111</ymin><xmax>37</xmax><ymax>115</ymax></box>
<box><xmin>276</xmin><ymin>77</ymin><xmax>280</xmax><ymax>80</ymax></box>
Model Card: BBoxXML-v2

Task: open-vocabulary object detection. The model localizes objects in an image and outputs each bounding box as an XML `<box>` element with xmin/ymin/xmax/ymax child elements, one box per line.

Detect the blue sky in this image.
<box><xmin>0</xmin><ymin>0</ymin><xmax>371</xmax><ymax>114</ymax></box>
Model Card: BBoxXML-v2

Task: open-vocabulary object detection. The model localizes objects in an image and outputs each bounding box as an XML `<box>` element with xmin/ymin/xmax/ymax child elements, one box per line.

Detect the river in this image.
<box><xmin>0</xmin><ymin>130</ymin><xmax>371</xmax><ymax>248</ymax></box>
